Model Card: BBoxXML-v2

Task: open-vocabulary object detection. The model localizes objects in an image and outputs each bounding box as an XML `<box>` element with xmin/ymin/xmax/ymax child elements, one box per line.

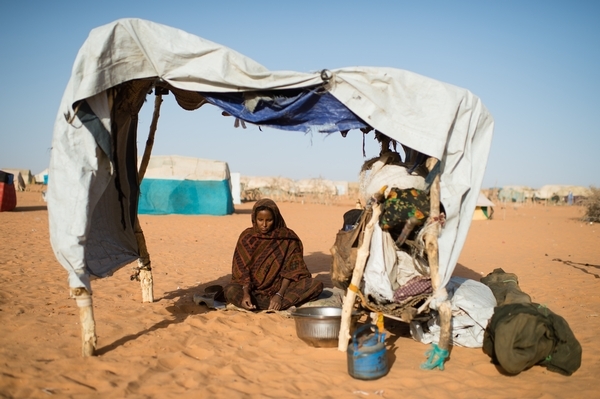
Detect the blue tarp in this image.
<box><xmin>138</xmin><ymin>179</ymin><xmax>234</xmax><ymax>215</ymax></box>
<box><xmin>201</xmin><ymin>89</ymin><xmax>369</xmax><ymax>133</ymax></box>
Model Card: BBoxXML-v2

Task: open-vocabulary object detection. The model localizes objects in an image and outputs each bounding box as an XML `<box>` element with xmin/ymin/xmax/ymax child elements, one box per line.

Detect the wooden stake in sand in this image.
<box><xmin>72</xmin><ymin>287</ymin><xmax>96</xmax><ymax>357</ymax></box>
<box><xmin>134</xmin><ymin>218</ymin><xmax>154</xmax><ymax>303</ymax></box>
<box><xmin>338</xmin><ymin>202</ymin><xmax>383</xmax><ymax>352</ymax></box>
<box><xmin>133</xmin><ymin>90</ymin><xmax>163</xmax><ymax>303</ymax></box>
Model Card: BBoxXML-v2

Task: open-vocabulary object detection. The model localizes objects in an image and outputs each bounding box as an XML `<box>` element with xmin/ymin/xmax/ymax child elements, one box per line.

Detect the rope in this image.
<box><xmin>420</xmin><ymin>343</ymin><xmax>449</xmax><ymax>371</ymax></box>
<box><xmin>349</xmin><ymin>284</ymin><xmax>386</xmax><ymax>333</ymax></box>
<box><xmin>130</xmin><ymin>263</ymin><xmax>152</xmax><ymax>281</ymax></box>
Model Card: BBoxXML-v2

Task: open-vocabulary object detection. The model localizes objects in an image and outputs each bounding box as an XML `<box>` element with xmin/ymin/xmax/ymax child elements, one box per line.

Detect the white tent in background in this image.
<box><xmin>1</xmin><ymin>169</ymin><xmax>28</xmax><ymax>191</ymax></box>
<box><xmin>473</xmin><ymin>192</ymin><xmax>495</xmax><ymax>220</ymax></box>
<box><xmin>35</xmin><ymin>168</ymin><xmax>49</xmax><ymax>184</ymax></box>
<box><xmin>534</xmin><ymin>185</ymin><xmax>591</xmax><ymax>201</ymax></box>
<box><xmin>333</xmin><ymin>181</ymin><xmax>349</xmax><ymax>196</ymax></box>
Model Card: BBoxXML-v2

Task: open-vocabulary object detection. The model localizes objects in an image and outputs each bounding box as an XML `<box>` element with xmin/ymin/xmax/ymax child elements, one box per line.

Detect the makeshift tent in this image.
<box><xmin>138</xmin><ymin>155</ymin><xmax>234</xmax><ymax>215</ymax></box>
<box><xmin>473</xmin><ymin>192</ymin><xmax>495</xmax><ymax>220</ymax></box>
<box><xmin>498</xmin><ymin>186</ymin><xmax>534</xmax><ymax>203</ymax></box>
<box><xmin>46</xmin><ymin>18</ymin><xmax>493</xmax><ymax>357</ymax></box>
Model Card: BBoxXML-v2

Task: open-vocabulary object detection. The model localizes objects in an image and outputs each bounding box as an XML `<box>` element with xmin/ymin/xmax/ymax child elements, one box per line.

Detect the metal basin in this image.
<box><xmin>290</xmin><ymin>306</ymin><xmax>360</xmax><ymax>348</ymax></box>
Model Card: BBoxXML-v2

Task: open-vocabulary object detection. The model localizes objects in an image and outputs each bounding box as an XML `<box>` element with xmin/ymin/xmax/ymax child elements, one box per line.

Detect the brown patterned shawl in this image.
<box><xmin>231</xmin><ymin>199</ymin><xmax>311</xmax><ymax>296</ymax></box>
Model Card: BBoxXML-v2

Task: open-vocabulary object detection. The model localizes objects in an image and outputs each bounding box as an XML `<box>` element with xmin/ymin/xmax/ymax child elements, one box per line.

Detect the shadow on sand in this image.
<box><xmin>14</xmin><ymin>205</ymin><xmax>47</xmax><ymax>212</ymax></box>
<box><xmin>98</xmin><ymin>255</ymin><xmax>486</xmax><ymax>355</ymax></box>
<box><xmin>96</xmin><ymin>274</ymin><xmax>233</xmax><ymax>355</ymax></box>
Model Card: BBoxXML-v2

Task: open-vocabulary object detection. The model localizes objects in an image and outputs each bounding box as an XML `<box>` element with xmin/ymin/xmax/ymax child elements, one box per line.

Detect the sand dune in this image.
<box><xmin>1</xmin><ymin>190</ymin><xmax>598</xmax><ymax>398</ymax></box>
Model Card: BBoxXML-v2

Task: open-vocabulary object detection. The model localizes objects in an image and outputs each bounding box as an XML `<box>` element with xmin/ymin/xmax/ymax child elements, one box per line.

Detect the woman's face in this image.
<box><xmin>256</xmin><ymin>209</ymin><xmax>275</xmax><ymax>234</ymax></box>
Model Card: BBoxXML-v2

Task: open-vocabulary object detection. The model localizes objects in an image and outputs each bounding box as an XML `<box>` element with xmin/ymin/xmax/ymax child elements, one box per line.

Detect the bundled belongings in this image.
<box><xmin>0</xmin><ymin>171</ymin><xmax>17</xmax><ymax>212</ymax></box>
<box><xmin>330</xmin><ymin>207</ymin><xmax>372</xmax><ymax>290</ymax></box>
<box><xmin>332</xmin><ymin>154</ymin><xmax>436</xmax><ymax>322</ymax></box>
<box><xmin>481</xmin><ymin>268</ymin><xmax>582</xmax><ymax>376</ymax></box>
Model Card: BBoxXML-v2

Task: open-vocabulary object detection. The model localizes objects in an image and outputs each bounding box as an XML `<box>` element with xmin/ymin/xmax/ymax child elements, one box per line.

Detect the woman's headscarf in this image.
<box><xmin>251</xmin><ymin>198</ymin><xmax>287</xmax><ymax>233</ymax></box>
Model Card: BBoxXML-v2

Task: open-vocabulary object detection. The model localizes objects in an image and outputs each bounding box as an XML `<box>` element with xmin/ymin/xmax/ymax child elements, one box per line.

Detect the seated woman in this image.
<box><xmin>224</xmin><ymin>198</ymin><xmax>323</xmax><ymax>311</ymax></box>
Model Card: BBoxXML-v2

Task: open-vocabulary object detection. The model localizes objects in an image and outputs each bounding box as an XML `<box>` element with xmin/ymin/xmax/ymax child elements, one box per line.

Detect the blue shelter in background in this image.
<box><xmin>138</xmin><ymin>155</ymin><xmax>234</xmax><ymax>215</ymax></box>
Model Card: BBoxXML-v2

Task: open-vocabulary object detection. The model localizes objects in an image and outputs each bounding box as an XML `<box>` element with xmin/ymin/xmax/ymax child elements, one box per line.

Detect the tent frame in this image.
<box><xmin>47</xmin><ymin>18</ymin><xmax>493</xmax><ymax>365</ymax></box>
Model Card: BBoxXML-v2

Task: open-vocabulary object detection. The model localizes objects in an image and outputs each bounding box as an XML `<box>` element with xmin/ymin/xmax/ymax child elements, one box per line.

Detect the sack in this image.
<box><xmin>483</xmin><ymin>302</ymin><xmax>582</xmax><ymax>376</ymax></box>
<box><xmin>330</xmin><ymin>208</ymin><xmax>371</xmax><ymax>289</ymax></box>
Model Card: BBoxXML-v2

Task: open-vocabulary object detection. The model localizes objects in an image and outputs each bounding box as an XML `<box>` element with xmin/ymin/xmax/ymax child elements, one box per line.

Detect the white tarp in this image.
<box><xmin>410</xmin><ymin>277</ymin><xmax>497</xmax><ymax>348</ymax></box>
<box><xmin>47</xmin><ymin>18</ymin><xmax>494</xmax><ymax>295</ymax></box>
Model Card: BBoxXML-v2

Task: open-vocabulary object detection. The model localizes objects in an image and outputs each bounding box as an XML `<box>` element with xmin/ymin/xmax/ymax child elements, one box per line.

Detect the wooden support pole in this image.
<box><xmin>424</xmin><ymin>158</ymin><xmax>441</xmax><ymax>291</ymax></box>
<box><xmin>72</xmin><ymin>287</ymin><xmax>97</xmax><ymax>357</ymax></box>
<box><xmin>424</xmin><ymin>157</ymin><xmax>452</xmax><ymax>355</ymax></box>
<box><xmin>133</xmin><ymin>91</ymin><xmax>163</xmax><ymax>303</ymax></box>
<box><xmin>338</xmin><ymin>203</ymin><xmax>383</xmax><ymax>352</ymax></box>
<box><xmin>138</xmin><ymin>93</ymin><xmax>163</xmax><ymax>179</ymax></box>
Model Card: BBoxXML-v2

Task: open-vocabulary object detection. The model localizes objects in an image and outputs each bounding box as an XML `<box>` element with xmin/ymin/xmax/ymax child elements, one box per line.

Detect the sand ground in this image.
<box><xmin>1</xmin><ymin>189</ymin><xmax>599</xmax><ymax>399</ymax></box>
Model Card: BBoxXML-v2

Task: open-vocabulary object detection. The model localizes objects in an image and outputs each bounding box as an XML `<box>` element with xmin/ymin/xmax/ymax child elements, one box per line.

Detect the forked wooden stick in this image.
<box><xmin>338</xmin><ymin>203</ymin><xmax>383</xmax><ymax>352</ymax></box>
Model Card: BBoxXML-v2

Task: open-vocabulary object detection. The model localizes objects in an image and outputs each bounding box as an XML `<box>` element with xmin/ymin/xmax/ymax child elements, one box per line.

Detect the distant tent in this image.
<box><xmin>498</xmin><ymin>185</ymin><xmax>534</xmax><ymax>203</ymax></box>
<box><xmin>138</xmin><ymin>155</ymin><xmax>234</xmax><ymax>215</ymax></box>
<box><xmin>473</xmin><ymin>192</ymin><xmax>495</xmax><ymax>220</ymax></box>
<box><xmin>1</xmin><ymin>168</ymin><xmax>31</xmax><ymax>191</ymax></box>
<box><xmin>534</xmin><ymin>185</ymin><xmax>591</xmax><ymax>202</ymax></box>
<box><xmin>334</xmin><ymin>181</ymin><xmax>349</xmax><ymax>196</ymax></box>
<box><xmin>35</xmin><ymin>168</ymin><xmax>49</xmax><ymax>184</ymax></box>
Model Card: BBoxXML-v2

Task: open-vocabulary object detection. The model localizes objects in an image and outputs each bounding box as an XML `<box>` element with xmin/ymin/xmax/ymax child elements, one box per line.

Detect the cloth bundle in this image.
<box><xmin>379</xmin><ymin>188</ymin><xmax>429</xmax><ymax>233</ymax></box>
<box><xmin>481</xmin><ymin>268</ymin><xmax>582</xmax><ymax>376</ymax></box>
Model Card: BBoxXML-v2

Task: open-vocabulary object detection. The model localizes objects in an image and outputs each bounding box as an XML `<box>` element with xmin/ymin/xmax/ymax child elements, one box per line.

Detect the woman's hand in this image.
<box><xmin>268</xmin><ymin>293</ymin><xmax>283</xmax><ymax>311</ymax></box>
<box><xmin>269</xmin><ymin>278</ymin><xmax>290</xmax><ymax>310</ymax></box>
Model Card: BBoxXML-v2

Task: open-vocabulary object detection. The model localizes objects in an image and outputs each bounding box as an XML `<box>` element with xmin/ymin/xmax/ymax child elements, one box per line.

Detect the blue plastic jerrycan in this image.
<box><xmin>347</xmin><ymin>324</ymin><xmax>389</xmax><ymax>380</ymax></box>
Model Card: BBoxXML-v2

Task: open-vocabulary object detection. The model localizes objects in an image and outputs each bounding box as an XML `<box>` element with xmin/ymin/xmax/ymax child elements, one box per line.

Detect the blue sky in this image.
<box><xmin>1</xmin><ymin>1</ymin><xmax>598</xmax><ymax>188</ymax></box>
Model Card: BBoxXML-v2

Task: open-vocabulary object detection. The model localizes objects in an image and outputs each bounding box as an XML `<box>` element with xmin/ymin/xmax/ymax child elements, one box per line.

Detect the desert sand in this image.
<box><xmin>1</xmin><ymin>188</ymin><xmax>599</xmax><ymax>399</ymax></box>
